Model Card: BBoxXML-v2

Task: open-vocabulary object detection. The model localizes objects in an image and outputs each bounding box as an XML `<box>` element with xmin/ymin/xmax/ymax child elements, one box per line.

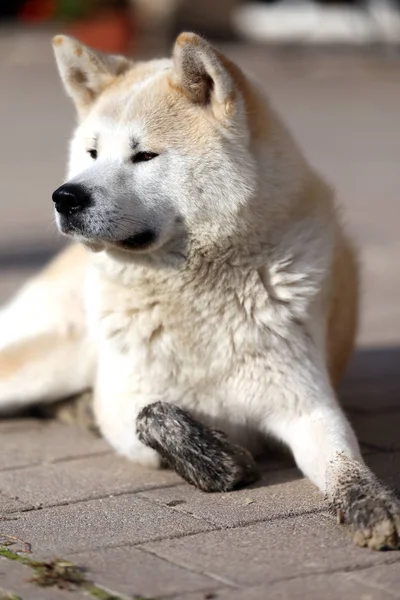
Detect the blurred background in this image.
<box><xmin>0</xmin><ymin>0</ymin><xmax>399</xmax><ymax>385</ymax></box>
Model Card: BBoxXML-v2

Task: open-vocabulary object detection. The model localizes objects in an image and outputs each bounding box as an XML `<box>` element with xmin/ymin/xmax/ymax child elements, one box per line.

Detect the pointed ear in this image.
<box><xmin>171</xmin><ymin>32</ymin><xmax>241</xmax><ymax>121</ymax></box>
<box><xmin>52</xmin><ymin>35</ymin><xmax>132</xmax><ymax>117</ymax></box>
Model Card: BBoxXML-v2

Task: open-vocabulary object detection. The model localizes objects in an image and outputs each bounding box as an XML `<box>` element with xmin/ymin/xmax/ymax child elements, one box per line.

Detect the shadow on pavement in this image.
<box><xmin>341</xmin><ymin>345</ymin><xmax>400</xmax><ymax>413</ymax></box>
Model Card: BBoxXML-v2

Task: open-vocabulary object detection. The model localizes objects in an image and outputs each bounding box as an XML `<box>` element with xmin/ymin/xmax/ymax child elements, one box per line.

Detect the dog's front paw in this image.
<box><xmin>336</xmin><ymin>481</ymin><xmax>400</xmax><ymax>550</ymax></box>
<box><xmin>328</xmin><ymin>455</ymin><xmax>400</xmax><ymax>551</ymax></box>
<box><xmin>137</xmin><ymin>401</ymin><xmax>259</xmax><ymax>492</ymax></box>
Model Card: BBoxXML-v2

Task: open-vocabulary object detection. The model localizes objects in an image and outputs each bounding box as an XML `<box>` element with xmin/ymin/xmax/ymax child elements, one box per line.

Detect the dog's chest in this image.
<box><xmin>92</xmin><ymin>265</ymin><xmax>272</xmax><ymax>391</ymax></box>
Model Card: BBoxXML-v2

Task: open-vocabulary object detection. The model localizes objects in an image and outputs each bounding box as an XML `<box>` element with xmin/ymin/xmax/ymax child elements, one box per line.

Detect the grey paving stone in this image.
<box><xmin>141</xmin><ymin>513</ymin><xmax>391</xmax><ymax>587</ymax></box>
<box><xmin>341</xmin><ymin>373</ymin><xmax>400</xmax><ymax>414</ymax></box>
<box><xmin>140</xmin><ymin>453</ymin><xmax>397</xmax><ymax>531</ymax></box>
<box><xmin>69</xmin><ymin>545</ymin><xmax>221</xmax><ymax>599</ymax></box>
<box><xmin>0</xmin><ymin>421</ymin><xmax>109</xmax><ymax>471</ymax></box>
<box><xmin>0</xmin><ymin>454</ymin><xmax>181</xmax><ymax>510</ymax></box>
<box><xmin>0</xmin><ymin>417</ymin><xmax>43</xmax><ymax>433</ymax></box>
<box><xmin>0</xmin><ymin>557</ymin><xmax>83</xmax><ymax>600</ymax></box>
<box><xmin>364</xmin><ymin>451</ymin><xmax>400</xmax><ymax>492</ymax></box>
<box><xmin>340</xmin><ymin>347</ymin><xmax>400</xmax><ymax>413</ymax></box>
<box><xmin>170</xmin><ymin>571</ymin><xmax>400</xmax><ymax>599</ymax></box>
<box><xmin>139</xmin><ymin>468</ymin><xmax>325</xmax><ymax>528</ymax></box>
<box><xmin>0</xmin><ymin>494</ymin><xmax>215</xmax><ymax>557</ymax></box>
<box><xmin>350</xmin><ymin>562</ymin><xmax>400</xmax><ymax>596</ymax></box>
<box><xmin>341</xmin><ymin>380</ymin><xmax>400</xmax><ymax>414</ymax></box>
<box><xmin>256</xmin><ymin>450</ymin><xmax>296</xmax><ymax>472</ymax></box>
<box><xmin>0</xmin><ymin>491</ymin><xmax>31</xmax><ymax>516</ymax></box>
<box><xmin>360</xmin><ymin>443</ymin><xmax>376</xmax><ymax>457</ymax></box>
<box><xmin>344</xmin><ymin>348</ymin><xmax>400</xmax><ymax>385</ymax></box>
<box><xmin>349</xmin><ymin>412</ymin><xmax>400</xmax><ymax>451</ymax></box>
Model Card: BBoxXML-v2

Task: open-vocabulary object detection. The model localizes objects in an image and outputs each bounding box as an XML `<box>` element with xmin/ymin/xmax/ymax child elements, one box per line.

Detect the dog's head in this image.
<box><xmin>52</xmin><ymin>33</ymin><xmax>299</xmax><ymax>263</ymax></box>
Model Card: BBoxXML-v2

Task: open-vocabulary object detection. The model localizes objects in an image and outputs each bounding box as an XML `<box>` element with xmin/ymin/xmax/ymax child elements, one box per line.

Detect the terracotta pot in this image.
<box><xmin>67</xmin><ymin>8</ymin><xmax>134</xmax><ymax>54</ymax></box>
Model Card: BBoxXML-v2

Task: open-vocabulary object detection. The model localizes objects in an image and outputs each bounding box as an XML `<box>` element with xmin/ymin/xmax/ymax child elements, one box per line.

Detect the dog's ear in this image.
<box><xmin>171</xmin><ymin>33</ymin><xmax>241</xmax><ymax>121</ymax></box>
<box><xmin>52</xmin><ymin>35</ymin><xmax>132</xmax><ymax>117</ymax></box>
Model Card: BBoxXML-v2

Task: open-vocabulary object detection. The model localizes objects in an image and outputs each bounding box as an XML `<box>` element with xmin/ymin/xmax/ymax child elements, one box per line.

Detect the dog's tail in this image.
<box><xmin>136</xmin><ymin>401</ymin><xmax>259</xmax><ymax>492</ymax></box>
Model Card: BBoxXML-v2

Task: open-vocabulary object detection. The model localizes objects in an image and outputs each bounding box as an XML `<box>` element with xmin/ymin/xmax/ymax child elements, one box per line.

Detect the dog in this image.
<box><xmin>0</xmin><ymin>32</ymin><xmax>399</xmax><ymax>550</ymax></box>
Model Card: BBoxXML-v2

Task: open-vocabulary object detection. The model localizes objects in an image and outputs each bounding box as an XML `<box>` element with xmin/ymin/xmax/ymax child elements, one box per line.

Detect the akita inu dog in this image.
<box><xmin>0</xmin><ymin>33</ymin><xmax>399</xmax><ymax>550</ymax></box>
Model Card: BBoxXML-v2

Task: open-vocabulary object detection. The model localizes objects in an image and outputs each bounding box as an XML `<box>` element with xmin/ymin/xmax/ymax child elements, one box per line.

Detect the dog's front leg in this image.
<box><xmin>261</xmin><ymin>334</ymin><xmax>400</xmax><ymax>550</ymax></box>
<box><xmin>93</xmin><ymin>390</ymin><xmax>163</xmax><ymax>469</ymax></box>
<box><xmin>94</xmin><ymin>386</ymin><xmax>259</xmax><ymax>490</ymax></box>
<box><xmin>136</xmin><ymin>401</ymin><xmax>259</xmax><ymax>492</ymax></box>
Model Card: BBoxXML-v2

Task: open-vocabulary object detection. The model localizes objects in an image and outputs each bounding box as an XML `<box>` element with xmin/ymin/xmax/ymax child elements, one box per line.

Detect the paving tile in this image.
<box><xmin>0</xmin><ymin>417</ymin><xmax>44</xmax><ymax>433</ymax></box>
<box><xmin>340</xmin><ymin>377</ymin><xmax>400</xmax><ymax>413</ymax></box>
<box><xmin>168</xmin><ymin>589</ymin><xmax>241</xmax><ymax>600</ymax></box>
<box><xmin>139</xmin><ymin>467</ymin><xmax>325</xmax><ymax>528</ymax></box>
<box><xmin>344</xmin><ymin>348</ymin><xmax>400</xmax><ymax>384</ymax></box>
<box><xmin>0</xmin><ymin>454</ymin><xmax>181</xmax><ymax>510</ymax></box>
<box><xmin>349</xmin><ymin>412</ymin><xmax>400</xmax><ymax>451</ymax></box>
<box><xmin>0</xmin><ymin>421</ymin><xmax>109</xmax><ymax>471</ymax></box>
<box><xmin>0</xmin><ymin>557</ymin><xmax>83</xmax><ymax>600</ymax></box>
<box><xmin>69</xmin><ymin>545</ymin><xmax>221</xmax><ymax>599</ymax></box>
<box><xmin>360</xmin><ymin>443</ymin><xmax>376</xmax><ymax>457</ymax></box>
<box><xmin>350</xmin><ymin>562</ymin><xmax>400</xmax><ymax>596</ymax></box>
<box><xmin>256</xmin><ymin>450</ymin><xmax>296</xmax><ymax>472</ymax></box>
<box><xmin>140</xmin><ymin>453</ymin><xmax>397</xmax><ymax>531</ymax></box>
<box><xmin>141</xmin><ymin>513</ymin><xmax>391</xmax><ymax>587</ymax></box>
<box><xmin>364</xmin><ymin>452</ymin><xmax>400</xmax><ymax>491</ymax></box>
<box><xmin>170</xmin><ymin>571</ymin><xmax>400</xmax><ymax>599</ymax></box>
<box><xmin>0</xmin><ymin>494</ymin><xmax>215</xmax><ymax>557</ymax></box>
<box><xmin>339</xmin><ymin>346</ymin><xmax>400</xmax><ymax>414</ymax></box>
<box><xmin>0</xmin><ymin>491</ymin><xmax>32</xmax><ymax>516</ymax></box>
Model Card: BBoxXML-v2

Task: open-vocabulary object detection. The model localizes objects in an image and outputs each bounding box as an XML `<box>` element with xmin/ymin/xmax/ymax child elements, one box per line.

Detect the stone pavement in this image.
<box><xmin>0</xmin><ymin>28</ymin><xmax>400</xmax><ymax>600</ymax></box>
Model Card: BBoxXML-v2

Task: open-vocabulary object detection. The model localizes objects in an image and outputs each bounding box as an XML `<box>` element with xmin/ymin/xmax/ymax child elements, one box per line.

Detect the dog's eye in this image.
<box><xmin>132</xmin><ymin>151</ymin><xmax>158</xmax><ymax>163</ymax></box>
<box><xmin>88</xmin><ymin>149</ymin><xmax>97</xmax><ymax>160</ymax></box>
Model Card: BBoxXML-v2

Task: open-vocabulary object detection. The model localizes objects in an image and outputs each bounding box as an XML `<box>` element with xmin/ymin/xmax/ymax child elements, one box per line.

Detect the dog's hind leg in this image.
<box><xmin>136</xmin><ymin>401</ymin><xmax>259</xmax><ymax>492</ymax></box>
<box><xmin>0</xmin><ymin>244</ymin><xmax>94</xmax><ymax>414</ymax></box>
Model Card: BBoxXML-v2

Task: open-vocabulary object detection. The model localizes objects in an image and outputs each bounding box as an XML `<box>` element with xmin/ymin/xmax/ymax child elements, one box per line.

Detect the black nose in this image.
<box><xmin>52</xmin><ymin>183</ymin><xmax>92</xmax><ymax>216</ymax></box>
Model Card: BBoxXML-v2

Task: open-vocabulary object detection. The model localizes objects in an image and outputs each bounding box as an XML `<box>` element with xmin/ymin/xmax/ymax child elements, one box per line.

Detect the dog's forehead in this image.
<box><xmin>93</xmin><ymin>60</ymin><xmax>169</xmax><ymax>115</ymax></box>
<box><xmin>89</xmin><ymin>61</ymin><xmax>215</xmax><ymax>147</ymax></box>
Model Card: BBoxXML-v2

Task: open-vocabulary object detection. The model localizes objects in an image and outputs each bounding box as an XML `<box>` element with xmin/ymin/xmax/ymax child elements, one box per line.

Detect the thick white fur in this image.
<box><xmin>0</xmin><ymin>33</ymin><xmax>361</xmax><ymax>495</ymax></box>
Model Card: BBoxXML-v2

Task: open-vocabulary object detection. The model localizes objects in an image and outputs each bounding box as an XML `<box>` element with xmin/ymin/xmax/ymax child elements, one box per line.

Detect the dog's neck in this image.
<box><xmin>92</xmin><ymin>216</ymin><xmax>276</xmax><ymax>288</ymax></box>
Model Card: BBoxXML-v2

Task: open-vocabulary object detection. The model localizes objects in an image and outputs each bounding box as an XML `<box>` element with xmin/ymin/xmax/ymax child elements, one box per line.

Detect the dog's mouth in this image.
<box><xmin>57</xmin><ymin>212</ymin><xmax>158</xmax><ymax>253</ymax></box>
<box><xmin>118</xmin><ymin>230</ymin><xmax>158</xmax><ymax>251</ymax></box>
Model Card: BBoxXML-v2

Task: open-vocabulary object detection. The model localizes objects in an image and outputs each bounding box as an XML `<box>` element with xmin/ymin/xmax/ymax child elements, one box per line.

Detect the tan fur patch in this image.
<box><xmin>0</xmin><ymin>334</ymin><xmax>62</xmax><ymax>380</ymax></box>
<box><xmin>70</xmin><ymin>67</ymin><xmax>87</xmax><ymax>86</ymax></box>
<box><xmin>326</xmin><ymin>233</ymin><xmax>359</xmax><ymax>387</ymax></box>
<box><xmin>225</xmin><ymin>91</ymin><xmax>237</xmax><ymax>117</ymax></box>
<box><xmin>52</xmin><ymin>35</ymin><xmax>64</xmax><ymax>46</ymax></box>
<box><xmin>176</xmin><ymin>33</ymin><xmax>200</xmax><ymax>47</ymax></box>
<box><xmin>167</xmin><ymin>76</ymin><xmax>186</xmax><ymax>99</ymax></box>
<box><xmin>215</xmin><ymin>50</ymin><xmax>271</xmax><ymax>139</ymax></box>
<box><xmin>99</xmin><ymin>61</ymin><xmax>170</xmax><ymax>112</ymax></box>
<box><xmin>172</xmin><ymin>37</ymin><xmax>272</xmax><ymax>137</ymax></box>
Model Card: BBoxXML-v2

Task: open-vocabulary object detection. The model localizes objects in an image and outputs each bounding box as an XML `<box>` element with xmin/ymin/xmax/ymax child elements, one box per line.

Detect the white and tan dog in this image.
<box><xmin>1</xmin><ymin>33</ymin><xmax>399</xmax><ymax>550</ymax></box>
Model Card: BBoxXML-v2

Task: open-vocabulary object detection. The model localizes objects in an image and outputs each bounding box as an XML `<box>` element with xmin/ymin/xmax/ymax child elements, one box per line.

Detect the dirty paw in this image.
<box><xmin>336</xmin><ymin>482</ymin><xmax>400</xmax><ymax>550</ymax></box>
<box><xmin>137</xmin><ymin>401</ymin><xmax>259</xmax><ymax>492</ymax></box>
